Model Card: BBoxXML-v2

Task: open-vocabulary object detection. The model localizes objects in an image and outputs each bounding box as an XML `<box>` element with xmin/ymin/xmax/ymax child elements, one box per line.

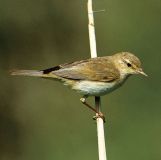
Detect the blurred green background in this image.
<box><xmin>0</xmin><ymin>0</ymin><xmax>161</xmax><ymax>160</ymax></box>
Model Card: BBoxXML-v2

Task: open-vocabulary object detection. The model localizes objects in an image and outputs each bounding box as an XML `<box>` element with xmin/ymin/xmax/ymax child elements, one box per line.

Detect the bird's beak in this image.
<box><xmin>137</xmin><ymin>68</ymin><xmax>148</xmax><ymax>77</ymax></box>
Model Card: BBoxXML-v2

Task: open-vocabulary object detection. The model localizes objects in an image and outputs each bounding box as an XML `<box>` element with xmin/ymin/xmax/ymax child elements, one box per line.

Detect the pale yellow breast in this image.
<box><xmin>72</xmin><ymin>80</ymin><xmax>117</xmax><ymax>96</ymax></box>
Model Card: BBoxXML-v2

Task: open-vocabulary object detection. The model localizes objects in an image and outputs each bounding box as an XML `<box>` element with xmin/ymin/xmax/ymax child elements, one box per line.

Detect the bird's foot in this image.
<box><xmin>80</xmin><ymin>96</ymin><xmax>105</xmax><ymax>123</ymax></box>
<box><xmin>93</xmin><ymin>112</ymin><xmax>106</xmax><ymax>123</ymax></box>
<box><xmin>80</xmin><ymin>97</ymin><xmax>86</xmax><ymax>103</ymax></box>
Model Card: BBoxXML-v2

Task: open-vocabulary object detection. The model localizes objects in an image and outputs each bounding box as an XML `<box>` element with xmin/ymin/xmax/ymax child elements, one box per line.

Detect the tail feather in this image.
<box><xmin>10</xmin><ymin>70</ymin><xmax>43</xmax><ymax>77</ymax></box>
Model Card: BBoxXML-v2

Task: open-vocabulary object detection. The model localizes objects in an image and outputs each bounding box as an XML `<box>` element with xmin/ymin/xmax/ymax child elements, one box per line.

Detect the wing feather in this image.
<box><xmin>49</xmin><ymin>57</ymin><xmax>120</xmax><ymax>82</ymax></box>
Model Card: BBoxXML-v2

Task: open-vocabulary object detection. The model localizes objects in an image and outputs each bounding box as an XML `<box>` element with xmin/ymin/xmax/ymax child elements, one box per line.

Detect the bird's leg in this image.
<box><xmin>80</xmin><ymin>96</ymin><xmax>105</xmax><ymax>122</ymax></box>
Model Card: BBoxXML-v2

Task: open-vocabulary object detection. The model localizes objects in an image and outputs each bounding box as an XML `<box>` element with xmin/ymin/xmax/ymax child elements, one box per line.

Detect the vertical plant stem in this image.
<box><xmin>95</xmin><ymin>97</ymin><xmax>107</xmax><ymax>160</ymax></box>
<box><xmin>87</xmin><ymin>0</ymin><xmax>97</xmax><ymax>58</ymax></box>
<box><xmin>87</xmin><ymin>0</ymin><xmax>107</xmax><ymax>160</ymax></box>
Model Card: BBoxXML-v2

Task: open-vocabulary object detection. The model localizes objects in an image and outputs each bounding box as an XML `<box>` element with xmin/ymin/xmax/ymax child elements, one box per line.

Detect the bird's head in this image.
<box><xmin>113</xmin><ymin>52</ymin><xmax>147</xmax><ymax>77</ymax></box>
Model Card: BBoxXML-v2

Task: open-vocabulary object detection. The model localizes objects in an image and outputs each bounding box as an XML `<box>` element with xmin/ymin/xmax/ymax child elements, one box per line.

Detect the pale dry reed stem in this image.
<box><xmin>87</xmin><ymin>1</ymin><xmax>107</xmax><ymax>160</ymax></box>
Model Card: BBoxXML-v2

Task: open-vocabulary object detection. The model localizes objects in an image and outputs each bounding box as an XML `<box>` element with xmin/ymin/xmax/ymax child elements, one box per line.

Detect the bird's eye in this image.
<box><xmin>127</xmin><ymin>63</ymin><xmax>132</xmax><ymax>67</ymax></box>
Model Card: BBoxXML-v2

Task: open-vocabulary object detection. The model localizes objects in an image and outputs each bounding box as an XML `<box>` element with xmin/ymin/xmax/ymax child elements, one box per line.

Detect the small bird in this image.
<box><xmin>11</xmin><ymin>52</ymin><xmax>147</xmax><ymax>121</ymax></box>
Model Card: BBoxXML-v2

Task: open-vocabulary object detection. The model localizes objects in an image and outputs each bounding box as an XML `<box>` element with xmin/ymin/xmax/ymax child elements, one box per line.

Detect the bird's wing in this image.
<box><xmin>42</xmin><ymin>57</ymin><xmax>120</xmax><ymax>82</ymax></box>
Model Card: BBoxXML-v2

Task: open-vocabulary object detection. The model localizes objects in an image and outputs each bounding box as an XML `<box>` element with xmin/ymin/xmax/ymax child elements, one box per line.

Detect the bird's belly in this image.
<box><xmin>72</xmin><ymin>80</ymin><xmax>118</xmax><ymax>96</ymax></box>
